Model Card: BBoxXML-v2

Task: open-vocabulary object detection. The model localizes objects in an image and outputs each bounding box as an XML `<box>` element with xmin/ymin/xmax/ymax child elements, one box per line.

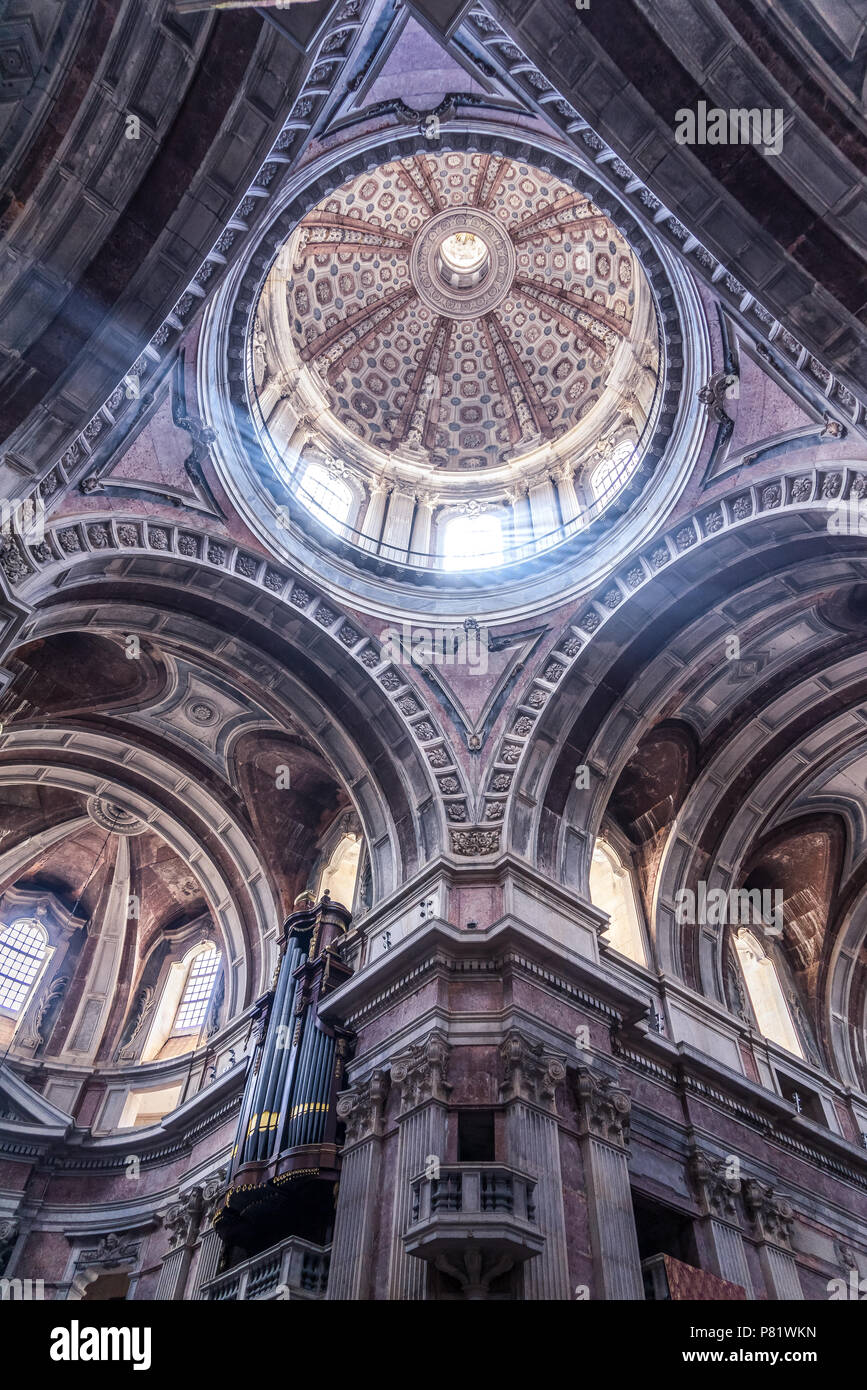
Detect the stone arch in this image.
<box><xmin>500</xmin><ymin>462</ymin><xmax>867</xmax><ymax>872</ymax></box>
<box><xmin>0</xmin><ymin>527</ymin><xmax>461</xmax><ymax>885</ymax></box>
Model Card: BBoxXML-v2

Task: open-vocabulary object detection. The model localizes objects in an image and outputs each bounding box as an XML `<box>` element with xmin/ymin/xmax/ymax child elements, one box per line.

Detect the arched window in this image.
<box><xmin>590</xmin><ymin>440</ymin><xmax>637</xmax><ymax>501</ymax></box>
<box><xmin>589</xmin><ymin>840</ymin><xmax>648</xmax><ymax>965</ymax></box>
<box><xmin>174</xmin><ymin>944</ymin><xmax>220</xmax><ymax>1033</ymax></box>
<box><xmin>318</xmin><ymin>833</ymin><xmax>362</xmax><ymax>910</ymax></box>
<box><xmin>299</xmin><ymin>462</ymin><xmax>352</xmax><ymax>533</ymax></box>
<box><xmin>442</xmin><ymin>512</ymin><xmax>503</xmax><ymax>571</ymax></box>
<box><xmin>734</xmin><ymin>929</ymin><xmax>803</xmax><ymax>1057</ymax></box>
<box><xmin>0</xmin><ymin>918</ymin><xmax>48</xmax><ymax>1013</ymax></box>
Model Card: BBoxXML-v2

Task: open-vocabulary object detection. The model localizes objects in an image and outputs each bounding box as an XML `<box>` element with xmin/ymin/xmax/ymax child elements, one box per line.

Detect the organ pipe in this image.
<box><xmin>215</xmin><ymin>892</ymin><xmax>352</xmax><ymax>1249</ymax></box>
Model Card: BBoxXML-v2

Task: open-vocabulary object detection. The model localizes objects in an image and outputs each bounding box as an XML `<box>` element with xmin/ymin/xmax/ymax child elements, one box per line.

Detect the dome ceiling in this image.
<box><xmin>252</xmin><ymin>151</ymin><xmax>659</xmax><ymax>483</ymax></box>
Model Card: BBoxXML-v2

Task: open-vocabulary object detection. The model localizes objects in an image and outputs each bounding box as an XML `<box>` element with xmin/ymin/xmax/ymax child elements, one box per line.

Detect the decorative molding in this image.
<box><xmin>449</xmin><ymin>827</ymin><xmax>500</xmax><ymax>856</ymax></box>
<box><xmin>76</xmin><ymin>1231</ymin><xmax>141</xmax><ymax>1269</ymax></box>
<box><xmin>86</xmin><ymin>796</ymin><xmax>146</xmax><ymax>836</ymax></box>
<box><xmin>410</xmin><ymin>206</ymin><xmax>516</xmax><ymax>318</ymax></box>
<box><xmin>697</xmin><ymin>371</ymin><xmax>737</xmax><ymax>438</ymax></box>
<box><xmin>163</xmin><ymin>1167</ymin><xmax>227</xmax><ymax>1249</ymax></box>
<box><xmin>834</xmin><ymin>1239</ymin><xmax>858</xmax><ymax>1271</ymax></box>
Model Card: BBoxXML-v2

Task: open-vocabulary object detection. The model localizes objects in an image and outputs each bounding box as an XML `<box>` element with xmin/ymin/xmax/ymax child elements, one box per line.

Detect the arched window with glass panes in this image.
<box><xmin>298</xmin><ymin>463</ymin><xmax>353</xmax><ymax>534</ymax></box>
<box><xmin>174</xmin><ymin>944</ymin><xmax>221</xmax><ymax>1033</ymax></box>
<box><xmin>590</xmin><ymin>440</ymin><xmax>638</xmax><ymax>502</ymax></box>
<box><xmin>0</xmin><ymin>918</ymin><xmax>49</xmax><ymax>1014</ymax></box>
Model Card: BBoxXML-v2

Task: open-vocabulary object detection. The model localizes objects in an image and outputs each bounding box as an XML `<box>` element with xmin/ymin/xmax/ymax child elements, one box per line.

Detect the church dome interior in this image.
<box><xmin>0</xmin><ymin>0</ymin><xmax>866</xmax><ymax>1337</ymax></box>
<box><xmin>248</xmin><ymin>151</ymin><xmax>661</xmax><ymax>571</ymax></box>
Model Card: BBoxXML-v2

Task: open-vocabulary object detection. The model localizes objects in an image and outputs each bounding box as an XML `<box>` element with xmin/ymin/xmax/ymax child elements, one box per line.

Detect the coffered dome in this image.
<box><xmin>256</xmin><ymin>151</ymin><xmax>653</xmax><ymax>470</ymax></box>
<box><xmin>245</xmin><ymin>149</ymin><xmax>663</xmax><ymax>573</ymax></box>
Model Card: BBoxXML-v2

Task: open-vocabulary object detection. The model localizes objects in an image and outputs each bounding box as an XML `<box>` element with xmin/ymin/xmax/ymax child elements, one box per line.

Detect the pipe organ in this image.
<box><xmin>214</xmin><ymin>893</ymin><xmax>352</xmax><ymax>1255</ymax></box>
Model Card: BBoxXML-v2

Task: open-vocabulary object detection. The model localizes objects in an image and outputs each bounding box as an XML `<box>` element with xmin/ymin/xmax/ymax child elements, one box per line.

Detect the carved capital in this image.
<box><xmin>390</xmin><ymin>1031</ymin><xmax>451</xmax><ymax>1114</ymax></box>
<box><xmin>574</xmin><ymin>1065</ymin><xmax>632</xmax><ymax>1147</ymax></box>
<box><xmin>162</xmin><ymin>1187</ymin><xmax>202</xmax><ymax>1250</ymax></box>
<box><xmin>499</xmin><ymin>1030</ymin><xmax>567</xmax><ymax>1110</ymax></box>
<box><xmin>336</xmin><ymin>1069</ymin><xmax>388</xmax><ymax>1145</ymax></box>
<box><xmin>743</xmin><ymin>1179</ymin><xmax>795</xmax><ymax>1248</ymax></box>
<box><xmin>200</xmin><ymin>1168</ymin><xmax>227</xmax><ymax>1227</ymax></box>
<box><xmin>689</xmin><ymin>1150</ymin><xmax>741</xmax><ymax>1222</ymax></box>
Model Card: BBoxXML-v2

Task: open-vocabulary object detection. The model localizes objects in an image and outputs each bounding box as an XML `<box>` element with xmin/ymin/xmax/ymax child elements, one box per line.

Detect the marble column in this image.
<box><xmin>574</xmin><ymin>1063</ymin><xmax>644</xmax><ymax>1300</ymax></box>
<box><xmin>744</xmin><ymin>1179</ymin><xmax>803</xmax><ymax>1299</ymax></box>
<box><xmin>386</xmin><ymin>1031</ymin><xmax>451</xmax><ymax>1300</ymax></box>
<box><xmin>505</xmin><ymin>484</ymin><xmax>531</xmax><ymax>555</ymax></box>
<box><xmin>689</xmin><ymin>1150</ymin><xmax>753</xmax><ymax>1296</ymax></box>
<box><xmin>527</xmin><ymin>476</ymin><xmax>558</xmax><ymax>541</ymax></box>
<box><xmin>380</xmin><ymin>486</ymin><xmax>416</xmax><ymax>561</ymax></box>
<box><xmin>554</xmin><ymin>462</ymin><xmax>582</xmax><ymax>526</ymax></box>
<box><xmin>326</xmin><ymin>1069</ymin><xmax>388</xmax><ymax>1300</ymax></box>
<box><xmin>359</xmin><ymin>481</ymin><xmax>389</xmax><ymax>553</ymax></box>
<box><xmin>409</xmin><ymin>490</ymin><xmax>435</xmax><ymax>564</ymax></box>
<box><xmin>500</xmin><ymin>1031</ymin><xmax>570</xmax><ymax>1299</ymax></box>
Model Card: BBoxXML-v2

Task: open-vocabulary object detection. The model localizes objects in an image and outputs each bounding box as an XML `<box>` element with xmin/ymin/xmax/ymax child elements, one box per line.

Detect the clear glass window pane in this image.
<box><xmin>299</xmin><ymin>463</ymin><xmax>352</xmax><ymax>532</ymax></box>
<box><xmin>0</xmin><ymin>919</ymin><xmax>47</xmax><ymax>1012</ymax></box>
<box><xmin>591</xmin><ymin>441</ymin><xmax>638</xmax><ymax>500</ymax></box>
<box><xmin>174</xmin><ymin>948</ymin><xmax>220</xmax><ymax>1032</ymax></box>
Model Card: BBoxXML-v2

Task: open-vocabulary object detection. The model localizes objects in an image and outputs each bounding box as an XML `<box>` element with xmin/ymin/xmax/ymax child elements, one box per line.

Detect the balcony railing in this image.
<box><xmin>404</xmin><ymin>1163</ymin><xmax>544</xmax><ymax>1269</ymax></box>
<box><xmin>200</xmin><ymin>1236</ymin><xmax>330</xmax><ymax>1301</ymax></box>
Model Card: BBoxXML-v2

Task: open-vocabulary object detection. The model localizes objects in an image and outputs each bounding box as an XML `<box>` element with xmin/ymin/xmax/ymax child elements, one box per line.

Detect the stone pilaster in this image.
<box><xmin>386</xmin><ymin>1031</ymin><xmax>450</xmax><ymax>1300</ymax></box>
<box><xmin>574</xmin><ymin>1063</ymin><xmax>644</xmax><ymax>1300</ymax></box>
<box><xmin>193</xmin><ymin>1230</ymin><xmax>224</xmax><ymax>1299</ymax></box>
<box><xmin>409</xmin><ymin>490</ymin><xmax>435</xmax><ymax>559</ymax></box>
<box><xmin>689</xmin><ymin>1149</ymin><xmax>753</xmax><ymax>1297</ymax></box>
<box><xmin>359</xmin><ymin>481</ymin><xmax>389</xmax><ymax>552</ymax></box>
<box><xmin>154</xmin><ymin>1243</ymin><xmax>193</xmax><ymax>1301</ymax></box>
<box><xmin>554</xmin><ymin>461</ymin><xmax>581</xmax><ymax>524</ymax></box>
<box><xmin>157</xmin><ymin>1168</ymin><xmax>225</xmax><ymax>1301</ymax></box>
<box><xmin>326</xmin><ymin>1069</ymin><xmax>388</xmax><ymax>1300</ymax></box>
<box><xmin>744</xmin><ymin>1179</ymin><xmax>803</xmax><ymax>1300</ymax></box>
<box><xmin>499</xmin><ymin>1030</ymin><xmax>570</xmax><ymax>1299</ymax></box>
<box><xmin>527</xmin><ymin>476</ymin><xmax>558</xmax><ymax>538</ymax></box>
